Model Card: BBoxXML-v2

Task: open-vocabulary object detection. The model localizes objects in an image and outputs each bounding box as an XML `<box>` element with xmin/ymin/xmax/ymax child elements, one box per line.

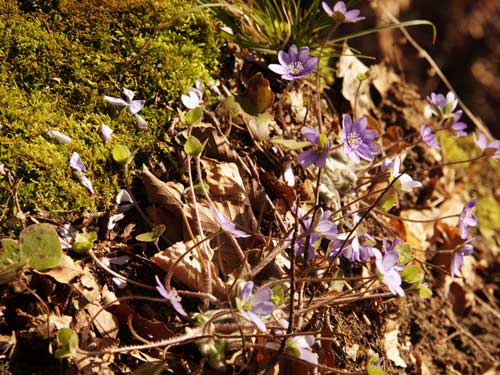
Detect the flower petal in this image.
<box><xmin>104</xmin><ymin>96</ymin><xmax>128</xmax><ymax>107</ymax></box>
<box><xmin>47</xmin><ymin>130</ymin><xmax>71</xmax><ymax>144</ymax></box>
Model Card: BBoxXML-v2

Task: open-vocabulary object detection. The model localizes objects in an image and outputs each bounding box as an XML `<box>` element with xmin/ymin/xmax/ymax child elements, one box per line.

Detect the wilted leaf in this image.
<box><xmin>270</xmin><ymin>138</ymin><xmax>310</xmax><ymax>150</ymax></box>
<box><xmin>247</xmin><ymin>113</ymin><xmax>273</xmax><ymax>141</ymax></box>
<box><xmin>236</xmin><ymin>72</ymin><xmax>274</xmax><ymax>115</ymax></box>
<box><xmin>38</xmin><ymin>254</ymin><xmax>83</xmax><ymax>284</ymax></box>
<box><xmin>112</xmin><ymin>144</ymin><xmax>131</xmax><ymax>165</ymax></box>
<box><xmin>19</xmin><ymin>223</ymin><xmax>62</xmax><ymax>270</ymax></box>
<box><xmin>142</xmin><ymin>165</ymin><xmax>184</xmax><ymax>209</ymax></box>
<box><xmin>152</xmin><ymin>237</ymin><xmax>226</xmax><ymax>299</ymax></box>
<box><xmin>85</xmin><ymin>303</ymin><xmax>119</xmax><ymax>339</ymax></box>
<box><xmin>190</xmin><ymin>123</ymin><xmax>239</xmax><ymax>162</ymax></box>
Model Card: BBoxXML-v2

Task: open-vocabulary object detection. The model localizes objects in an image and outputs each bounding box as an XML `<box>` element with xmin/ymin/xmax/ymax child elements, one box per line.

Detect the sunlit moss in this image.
<box><xmin>0</xmin><ymin>0</ymin><xmax>222</xmax><ymax>221</ymax></box>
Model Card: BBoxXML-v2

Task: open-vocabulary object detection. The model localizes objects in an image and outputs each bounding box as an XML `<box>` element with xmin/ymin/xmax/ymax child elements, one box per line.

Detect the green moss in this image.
<box><xmin>0</xmin><ymin>0</ymin><xmax>222</xmax><ymax>221</ymax></box>
<box><xmin>476</xmin><ymin>196</ymin><xmax>500</xmax><ymax>239</ymax></box>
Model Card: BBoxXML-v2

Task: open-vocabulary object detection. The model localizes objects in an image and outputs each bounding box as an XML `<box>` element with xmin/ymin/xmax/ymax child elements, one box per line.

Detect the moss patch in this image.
<box><xmin>0</xmin><ymin>0</ymin><xmax>222</xmax><ymax>221</ymax></box>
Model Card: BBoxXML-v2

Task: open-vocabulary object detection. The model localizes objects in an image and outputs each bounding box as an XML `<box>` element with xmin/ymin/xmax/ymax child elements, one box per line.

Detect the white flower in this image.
<box><xmin>104</xmin><ymin>88</ymin><xmax>147</xmax><ymax>128</ymax></box>
<box><xmin>390</xmin><ymin>156</ymin><xmax>422</xmax><ymax>192</ymax></box>
<box><xmin>181</xmin><ymin>80</ymin><xmax>203</xmax><ymax>109</ymax></box>
<box><xmin>101</xmin><ymin>123</ymin><xmax>113</xmax><ymax>143</ymax></box>
<box><xmin>47</xmin><ymin>130</ymin><xmax>71</xmax><ymax>144</ymax></box>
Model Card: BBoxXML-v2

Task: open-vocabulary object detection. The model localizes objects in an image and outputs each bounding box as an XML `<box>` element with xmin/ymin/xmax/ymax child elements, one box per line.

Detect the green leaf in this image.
<box><xmin>112</xmin><ymin>144</ymin><xmax>131</xmax><ymax>165</ymax></box>
<box><xmin>219</xmin><ymin>96</ymin><xmax>243</xmax><ymax>116</ymax></box>
<box><xmin>185</xmin><ymin>107</ymin><xmax>203</xmax><ymax>125</ymax></box>
<box><xmin>377</xmin><ymin>192</ymin><xmax>396</xmax><ymax>212</ymax></box>
<box><xmin>19</xmin><ymin>223</ymin><xmax>62</xmax><ymax>270</ymax></box>
<box><xmin>55</xmin><ymin>328</ymin><xmax>78</xmax><ymax>359</ymax></box>
<box><xmin>270</xmin><ymin>137</ymin><xmax>310</xmax><ymax>150</ymax></box>
<box><xmin>270</xmin><ymin>285</ymin><xmax>284</xmax><ymax>306</ymax></box>
<box><xmin>136</xmin><ymin>224</ymin><xmax>166</xmax><ymax>242</ymax></box>
<box><xmin>418</xmin><ymin>284</ymin><xmax>432</xmax><ymax>298</ymax></box>
<box><xmin>0</xmin><ymin>238</ymin><xmax>25</xmax><ymax>284</ymax></box>
<box><xmin>395</xmin><ymin>243</ymin><xmax>413</xmax><ymax>264</ymax></box>
<box><xmin>72</xmin><ymin>232</ymin><xmax>97</xmax><ymax>253</ymax></box>
<box><xmin>331</xmin><ymin>20</ymin><xmax>437</xmax><ymax>44</ymax></box>
<box><xmin>184</xmin><ymin>135</ymin><xmax>203</xmax><ymax>157</ymax></box>
<box><xmin>132</xmin><ymin>362</ymin><xmax>166</xmax><ymax>375</ymax></box>
<box><xmin>401</xmin><ymin>264</ymin><xmax>423</xmax><ymax>284</ymax></box>
<box><xmin>367</xmin><ymin>366</ymin><xmax>388</xmax><ymax>375</ymax></box>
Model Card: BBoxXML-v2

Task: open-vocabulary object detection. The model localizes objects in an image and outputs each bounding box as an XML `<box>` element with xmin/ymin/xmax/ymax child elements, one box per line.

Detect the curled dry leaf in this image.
<box><xmin>384</xmin><ymin>327</ymin><xmax>407</xmax><ymax>368</ymax></box>
<box><xmin>152</xmin><ymin>237</ymin><xmax>226</xmax><ymax>299</ymax></box>
<box><xmin>85</xmin><ymin>303</ymin><xmax>119</xmax><ymax>339</ymax></box>
<box><xmin>142</xmin><ymin>165</ymin><xmax>184</xmax><ymax>209</ymax></box>
<box><xmin>337</xmin><ymin>47</ymin><xmax>373</xmax><ymax>117</ymax></box>
<box><xmin>37</xmin><ymin>254</ymin><xmax>83</xmax><ymax>284</ymax></box>
<box><xmin>189</xmin><ymin>123</ymin><xmax>239</xmax><ymax>163</ymax></box>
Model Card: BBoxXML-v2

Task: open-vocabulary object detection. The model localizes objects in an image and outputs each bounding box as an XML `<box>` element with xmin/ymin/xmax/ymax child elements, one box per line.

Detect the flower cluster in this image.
<box><xmin>104</xmin><ymin>88</ymin><xmax>147</xmax><ymax>128</ymax></box>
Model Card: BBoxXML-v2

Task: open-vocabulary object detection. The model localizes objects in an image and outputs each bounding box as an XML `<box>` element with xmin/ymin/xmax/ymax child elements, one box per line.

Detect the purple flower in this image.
<box><xmin>322</xmin><ymin>1</ymin><xmax>365</xmax><ymax>23</ymax></box>
<box><xmin>237</xmin><ymin>281</ymin><xmax>275</xmax><ymax>332</ymax></box>
<box><xmin>335</xmin><ymin>232</ymin><xmax>377</xmax><ymax>262</ymax></box>
<box><xmin>70</xmin><ymin>152</ymin><xmax>86</xmax><ymax>173</ymax></box>
<box><xmin>297</xmin><ymin>127</ymin><xmax>331</xmax><ymax>168</ymax></box>
<box><xmin>47</xmin><ymin>130</ymin><xmax>71</xmax><ymax>144</ymax></box>
<box><xmin>427</xmin><ymin>91</ymin><xmax>458</xmax><ymax>118</ymax></box>
<box><xmin>211</xmin><ymin>206</ymin><xmax>250</xmax><ymax>238</ymax></box>
<box><xmin>473</xmin><ymin>132</ymin><xmax>500</xmax><ymax>159</ymax></box>
<box><xmin>268</xmin><ymin>45</ymin><xmax>318</xmax><ymax>81</ymax></box>
<box><xmin>290</xmin><ymin>207</ymin><xmax>339</xmax><ymax>261</ymax></box>
<box><xmin>181</xmin><ymin>80</ymin><xmax>203</xmax><ymax>109</ymax></box>
<box><xmin>458</xmin><ymin>199</ymin><xmax>477</xmax><ymax>239</ymax></box>
<box><xmin>155</xmin><ymin>275</ymin><xmax>187</xmax><ymax>317</ymax></box>
<box><xmin>341</xmin><ymin>114</ymin><xmax>379</xmax><ymax>164</ymax></box>
<box><xmin>420</xmin><ymin>124</ymin><xmax>440</xmax><ymax>149</ymax></box>
<box><xmin>373</xmin><ymin>249</ymin><xmax>404</xmax><ymax>296</ymax></box>
<box><xmin>390</xmin><ymin>156</ymin><xmax>422</xmax><ymax>192</ymax></box>
<box><xmin>451</xmin><ymin>239</ymin><xmax>474</xmax><ymax>277</ymax></box>
<box><xmin>104</xmin><ymin>88</ymin><xmax>147</xmax><ymax>128</ymax></box>
<box><xmin>116</xmin><ymin>189</ymin><xmax>134</xmax><ymax>212</ymax></box>
<box><xmin>451</xmin><ymin>110</ymin><xmax>467</xmax><ymax>137</ymax></box>
<box><xmin>265</xmin><ymin>319</ymin><xmax>318</xmax><ymax>364</ymax></box>
<box><xmin>101</xmin><ymin>123</ymin><xmax>113</xmax><ymax>144</ymax></box>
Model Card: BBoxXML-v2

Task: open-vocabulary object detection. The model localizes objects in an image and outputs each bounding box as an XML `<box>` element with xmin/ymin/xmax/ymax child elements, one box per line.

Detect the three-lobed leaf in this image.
<box><xmin>19</xmin><ymin>223</ymin><xmax>62</xmax><ymax>270</ymax></box>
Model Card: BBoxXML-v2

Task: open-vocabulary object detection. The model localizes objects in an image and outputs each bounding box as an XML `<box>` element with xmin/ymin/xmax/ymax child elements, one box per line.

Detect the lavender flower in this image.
<box><xmin>265</xmin><ymin>320</ymin><xmax>318</xmax><ymax>364</ymax></box>
<box><xmin>70</xmin><ymin>152</ymin><xmax>86</xmax><ymax>173</ymax></box>
<box><xmin>373</xmin><ymin>248</ymin><xmax>404</xmax><ymax>296</ymax></box>
<box><xmin>473</xmin><ymin>132</ymin><xmax>500</xmax><ymax>159</ymax></box>
<box><xmin>322</xmin><ymin>1</ymin><xmax>365</xmax><ymax>23</ymax></box>
<box><xmin>334</xmin><ymin>232</ymin><xmax>377</xmax><ymax>262</ymax></box>
<box><xmin>459</xmin><ymin>199</ymin><xmax>477</xmax><ymax>239</ymax></box>
<box><xmin>451</xmin><ymin>239</ymin><xmax>474</xmax><ymax>277</ymax></box>
<box><xmin>390</xmin><ymin>156</ymin><xmax>422</xmax><ymax>192</ymax></box>
<box><xmin>237</xmin><ymin>281</ymin><xmax>275</xmax><ymax>332</ymax></box>
<box><xmin>420</xmin><ymin>124</ymin><xmax>440</xmax><ymax>149</ymax></box>
<box><xmin>341</xmin><ymin>114</ymin><xmax>379</xmax><ymax>164</ymax></box>
<box><xmin>69</xmin><ymin>152</ymin><xmax>94</xmax><ymax>194</ymax></box>
<box><xmin>451</xmin><ymin>110</ymin><xmax>467</xmax><ymax>137</ymax></box>
<box><xmin>155</xmin><ymin>275</ymin><xmax>187</xmax><ymax>317</ymax></box>
<box><xmin>290</xmin><ymin>207</ymin><xmax>339</xmax><ymax>261</ymax></box>
<box><xmin>181</xmin><ymin>80</ymin><xmax>203</xmax><ymax>109</ymax></box>
<box><xmin>101</xmin><ymin>123</ymin><xmax>113</xmax><ymax>144</ymax></box>
<box><xmin>211</xmin><ymin>206</ymin><xmax>250</xmax><ymax>238</ymax></box>
<box><xmin>116</xmin><ymin>189</ymin><xmax>134</xmax><ymax>212</ymax></box>
<box><xmin>297</xmin><ymin>127</ymin><xmax>331</xmax><ymax>168</ymax></box>
<box><xmin>268</xmin><ymin>45</ymin><xmax>318</xmax><ymax>81</ymax></box>
<box><xmin>47</xmin><ymin>130</ymin><xmax>71</xmax><ymax>144</ymax></box>
<box><xmin>104</xmin><ymin>88</ymin><xmax>147</xmax><ymax>128</ymax></box>
<box><xmin>427</xmin><ymin>91</ymin><xmax>458</xmax><ymax>118</ymax></box>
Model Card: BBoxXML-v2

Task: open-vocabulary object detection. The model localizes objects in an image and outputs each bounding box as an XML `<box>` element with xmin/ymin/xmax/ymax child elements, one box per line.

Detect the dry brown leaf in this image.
<box><xmin>37</xmin><ymin>254</ymin><xmax>83</xmax><ymax>284</ymax></box>
<box><xmin>337</xmin><ymin>47</ymin><xmax>372</xmax><ymax>117</ymax></box>
<box><xmin>108</xmin><ymin>303</ymin><xmax>174</xmax><ymax>341</ymax></box>
<box><xmin>143</xmin><ymin>165</ymin><xmax>184</xmax><ymax>209</ymax></box>
<box><xmin>370</xmin><ymin>63</ymin><xmax>401</xmax><ymax>99</ymax></box>
<box><xmin>384</xmin><ymin>326</ymin><xmax>407</xmax><ymax>368</ymax></box>
<box><xmin>203</xmin><ymin>160</ymin><xmax>247</xmax><ymax>200</ymax></box>
<box><xmin>152</xmin><ymin>237</ymin><xmax>226</xmax><ymax>299</ymax></box>
<box><xmin>85</xmin><ymin>303</ymin><xmax>119</xmax><ymax>339</ymax></box>
<box><xmin>76</xmin><ymin>267</ymin><xmax>101</xmax><ymax>303</ymax></box>
<box><xmin>190</xmin><ymin>123</ymin><xmax>239</xmax><ymax>162</ymax></box>
<box><xmin>400</xmin><ymin>209</ymin><xmax>435</xmax><ymax>255</ymax></box>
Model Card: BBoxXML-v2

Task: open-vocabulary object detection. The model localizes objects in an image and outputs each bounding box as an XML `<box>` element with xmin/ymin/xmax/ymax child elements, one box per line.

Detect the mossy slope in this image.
<box><xmin>0</xmin><ymin>0</ymin><xmax>222</xmax><ymax>221</ymax></box>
